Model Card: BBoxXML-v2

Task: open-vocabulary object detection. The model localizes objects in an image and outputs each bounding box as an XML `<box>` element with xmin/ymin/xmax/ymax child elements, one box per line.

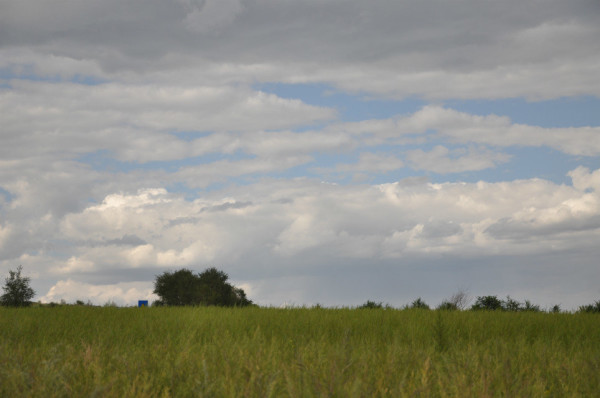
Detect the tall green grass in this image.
<box><xmin>1</xmin><ymin>306</ymin><xmax>599</xmax><ymax>397</ymax></box>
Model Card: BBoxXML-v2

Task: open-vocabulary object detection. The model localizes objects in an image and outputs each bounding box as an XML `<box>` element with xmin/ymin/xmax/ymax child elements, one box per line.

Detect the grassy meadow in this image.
<box><xmin>1</xmin><ymin>306</ymin><xmax>599</xmax><ymax>397</ymax></box>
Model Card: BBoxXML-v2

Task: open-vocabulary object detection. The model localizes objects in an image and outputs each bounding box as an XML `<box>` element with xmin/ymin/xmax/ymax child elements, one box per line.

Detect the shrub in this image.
<box><xmin>577</xmin><ymin>300</ymin><xmax>600</xmax><ymax>313</ymax></box>
<box><xmin>409</xmin><ymin>298</ymin><xmax>430</xmax><ymax>310</ymax></box>
<box><xmin>522</xmin><ymin>300</ymin><xmax>541</xmax><ymax>312</ymax></box>
<box><xmin>503</xmin><ymin>296</ymin><xmax>522</xmax><ymax>311</ymax></box>
<box><xmin>471</xmin><ymin>295</ymin><xmax>541</xmax><ymax>312</ymax></box>
<box><xmin>357</xmin><ymin>300</ymin><xmax>383</xmax><ymax>309</ymax></box>
<box><xmin>448</xmin><ymin>289</ymin><xmax>470</xmax><ymax>310</ymax></box>
<box><xmin>436</xmin><ymin>301</ymin><xmax>458</xmax><ymax>311</ymax></box>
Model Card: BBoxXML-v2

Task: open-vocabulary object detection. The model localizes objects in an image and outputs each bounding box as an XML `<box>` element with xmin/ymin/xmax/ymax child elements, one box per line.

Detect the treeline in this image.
<box><xmin>358</xmin><ymin>295</ymin><xmax>600</xmax><ymax>314</ymax></box>
<box><xmin>3</xmin><ymin>265</ymin><xmax>600</xmax><ymax>313</ymax></box>
<box><xmin>33</xmin><ymin>295</ymin><xmax>600</xmax><ymax>314</ymax></box>
<box><xmin>21</xmin><ymin>296</ymin><xmax>600</xmax><ymax>314</ymax></box>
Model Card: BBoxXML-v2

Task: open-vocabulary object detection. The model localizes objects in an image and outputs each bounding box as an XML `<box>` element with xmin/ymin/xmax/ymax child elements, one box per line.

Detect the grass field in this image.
<box><xmin>1</xmin><ymin>306</ymin><xmax>599</xmax><ymax>397</ymax></box>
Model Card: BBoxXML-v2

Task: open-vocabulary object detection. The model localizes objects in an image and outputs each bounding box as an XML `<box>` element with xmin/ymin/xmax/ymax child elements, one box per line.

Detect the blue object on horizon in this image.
<box><xmin>138</xmin><ymin>300</ymin><xmax>149</xmax><ymax>307</ymax></box>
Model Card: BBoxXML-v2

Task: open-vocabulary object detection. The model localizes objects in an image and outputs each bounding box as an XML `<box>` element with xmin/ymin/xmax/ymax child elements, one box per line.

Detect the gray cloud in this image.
<box><xmin>406</xmin><ymin>145</ymin><xmax>511</xmax><ymax>173</ymax></box>
<box><xmin>2</xmin><ymin>1</ymin><xmax>599</xmax><ymax>98</ymax></box>
<box><xmin>205</xmin><ymin>201</ymin><xmax>252</xmax><ymax>212</ymax></box>
<box><xmin>485</xmin><ymin>215</ymin><xmax>600</xmax><ymax>241</ymax></box>
<box><xmin>421</xmin><ymin>221</ymin><xmax>463</xmax><ymax>240</ymax></box>
<box><xmin>103</xmin><ymin>234</ymin><xmax>148</xmax><ymax>247</ymax></box>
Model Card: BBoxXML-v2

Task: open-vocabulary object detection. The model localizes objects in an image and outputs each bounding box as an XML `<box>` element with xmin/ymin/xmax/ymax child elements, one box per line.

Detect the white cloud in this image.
<box><xmin>40</xmin><ymin>279</ymin><xmax>158</xmax><ymax>306</ymax></box>
<box><xmin>315</xmin><ymin>60</ymin><xmax>600</xmax><ymax>101</ymax></box>
<box><xmin>569</xmin><ymin>166</ymin><xmax>600</xmax><ymax>192</ymax></box>
<box><xmin>334</xmin><ymin>106</ymin><xmax>600</xmax><ymax>157</ymax></box>
<box><xmin>174</xmin><ymin>156</ymin><xmax>315</xmax><ymax>188</ymax></box>
<box><xmin>53</xmin><ymin>256</ymin><xmax>96</xmax><ymax>274</ymax></box>
<box><xmin>414</xmin><ymin>106</ymin><xmax>600</xmax><ymax>156</ymax></box>
<box><xmin>0</xmin><ymin>81</ymin><xmax>336</xmax><ymax>162</ymax></box>
<box><xmin>0</xmin><ymin>223</ymin><xmax>11</xmax><ymax>252</ymax></box>
<box><xmin>53</xmin><ymin>169</ymin><xmax>600</xmax><ymax>268</ymax></box>
<box><xmin>242</xmin><ymin>130</ymin><xmax>353</xmax><ymax>158</ymax></box>
<box><xmin>333</xmin><ymin>152</ymin><xmax>405</xmax><ymax>173</ymax></box>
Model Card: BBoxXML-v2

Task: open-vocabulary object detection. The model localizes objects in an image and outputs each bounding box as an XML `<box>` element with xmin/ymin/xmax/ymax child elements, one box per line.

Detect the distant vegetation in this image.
<box><xmin>578</xmin><ymin>300</ymin><xmax>600</xmax><ymax>313</ymax></box>
<box><xmin>470</xmin><ymin>295</ymin><xmax>542</xmax><ymax>312</ymax></box>
<box><xmin>2</xmin><ymin>265</ymin><xmax>600</xmax><ymax>313</ymax></box>
<box><xmin>351</xmin><ymin>293</ymin><xmax>596</xmax><ymax>314</ymax></box>
<box><xmin>409</xmin><ymin>297</ymin><xmax>430</xmax><ymax>310</ymax></box>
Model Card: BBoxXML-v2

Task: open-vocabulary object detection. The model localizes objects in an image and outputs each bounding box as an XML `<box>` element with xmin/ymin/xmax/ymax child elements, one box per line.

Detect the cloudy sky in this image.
<box><xmin>1</xmin><ymin>0</ymin><xmax>599</xmax><ymax>309</ymax></box>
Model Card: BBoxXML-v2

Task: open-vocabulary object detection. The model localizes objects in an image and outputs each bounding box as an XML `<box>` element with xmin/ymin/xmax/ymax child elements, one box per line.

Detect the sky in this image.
<box><xmin>1</xmin><ymin>0</ymin><xmax>599</xmax><ymax>309</ymax></box>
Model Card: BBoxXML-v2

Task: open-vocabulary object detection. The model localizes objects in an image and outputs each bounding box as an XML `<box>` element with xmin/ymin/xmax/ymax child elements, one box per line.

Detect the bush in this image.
<box><xmin>577</xmin><ymin>300</ymin><xmax>600</xmax><ymax>313</ymax></box>
<box><xmin>357</xmin><ymin>300</ymin><xmax>383</xmax><ymax>309</ymax></box>
<box><xmin>436</xmin><ymin>301</ymin><xmax>458</xmax><ymax>311</ymax></box>
<box><xmin>503</xmin><ymin>296</ymin><xmax>522</xmax><ymax>311</ymax></box>
<box><xmin>409</xmin><ymin>298</ymin><xmax>430</xmax><ymax>310</ymax></box>
<box><xmin>521</xmin><ymin>300</ymin><xmax>541</xmax><ymax>312</ymax></box>
<box><xmin>448</xmin><ymin>289</ymin><xmax>470</xmax><ymax>310</ymax></box>
<box><xmin>471</xmin><ymin>295</ymin><xmax>541</xmax><ymax>312</ymax></box>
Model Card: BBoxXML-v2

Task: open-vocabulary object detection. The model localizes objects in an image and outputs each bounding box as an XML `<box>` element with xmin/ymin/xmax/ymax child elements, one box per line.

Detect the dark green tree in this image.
<box><xmin>503</xmin><ymin>296</ymin><xmax>522</xmax><ymax>311</ymax></box>
<box><xmin>436</xmin><ymin>301</ymin><xmax>458</xmax><ymax>311</ymax></box>
<box><xmin>233</xmin><ymin>287</ymin><xmax>250</xmax><ymax>306</ymax></box>
<box><xmin>153</xmin><ymin>267</ymin><xmax>252</xmax><ymax>307</ymax></box>
<box><xmin>471</xmin><ymin>295</ymin><xmax>503</xmax><ymax>311</ymax></box>
<box><xmin>153</xmin><ymin>268</ymin><xmax>200</xmax><ymax>306</ymax></box>
<box><xmin>577</xmin><ymin>300</ymin><xmax>600</xmax><ymax>313</ymax></box>
<box><xmin>1</xmin><ymin>265</ymin><xmax>35</xmax><ymax>307</ymax></box>
<box><xmin>197</xmin><ymin>267</ymin><xmax>234</xmax><ymax>306</ymax></box>
<box><xmin>357</xmin><ymin>300</ymin><xmax>383</xmax><ymax>309</ymax></box>
<box><xmin>522</xmin><ymin>300</ymin><xmax>541</xmax><ymax>312</ymax></box>
<box><xmin>409</xmin><ymin>297</ymin><xmax>430</xmax><ymax>310</ymax></box>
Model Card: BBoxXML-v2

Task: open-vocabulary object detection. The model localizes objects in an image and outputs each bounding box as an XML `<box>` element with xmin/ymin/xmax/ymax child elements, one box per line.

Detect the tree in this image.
<box><xmin>154</xmin><ymin>268</ymin><xmax>201</xmax><ymax>306</ymax></box>
<box><xmin>197</xmin><ymin>267</ymin><xmax>237</xmax><ymax>306</ymax></box>
<box><xmin>153</xmin><ymin>267</ymin><xmax>252</xmax><ymax>307</ymax></box>
<box><xmin>437</xmin><ymin>289</ymin><xmax>470</xmax><ymax>311</ymax></box>
<box><xmin>448</xmin><ymin>289</ymin><xmax>470</xmax><ymax>310</ymax></box>
<box><xmin>471</xmin><ymin>295</ymin><xmax>503</xmax><ymax>311</ymax></box>
<box><xmin>1</xmin><ymin>265</ymin><xmax>35</xmax><ymax>307</ymax></box>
